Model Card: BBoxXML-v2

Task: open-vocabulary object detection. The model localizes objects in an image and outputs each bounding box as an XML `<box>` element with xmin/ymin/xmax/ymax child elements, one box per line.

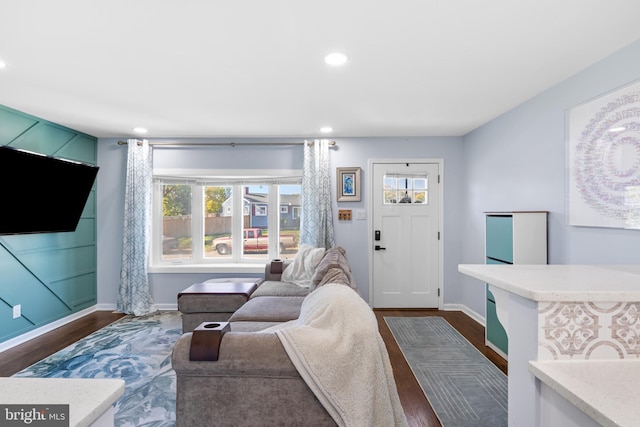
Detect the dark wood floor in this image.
<box><xmin>0</xmin><ymin>309</ymin><xmax>507</xmax><ymax>427</ymax></box>
<box><xmin>0</xmin><ymin>311</ymin><xmax>126</xmax><ymax>377</ymax></box>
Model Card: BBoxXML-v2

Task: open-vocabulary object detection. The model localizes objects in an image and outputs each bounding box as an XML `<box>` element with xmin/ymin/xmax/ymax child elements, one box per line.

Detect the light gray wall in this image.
<box><xmin>97</xmin><ymin>39</ymin><xmax>640</xmax><ymax>316</ymax></box>
<box><xmin>459</xmin><ymin>39</ymin><xmax>640</xmax><ymax>317</ymax></box>
<box><xmin>96</xmin><ymin>139</ymin><xmax>127</xmax><ymax>307</ymax></box>
<box><xmin>328</xmin><ymin>137</ymin><xmax>464</xmax><ymax>305</ymax></box>
<box><xmin>97</xmin><ymin>136</ymin><xmax>464</xmax><ymax>308</ymax></box>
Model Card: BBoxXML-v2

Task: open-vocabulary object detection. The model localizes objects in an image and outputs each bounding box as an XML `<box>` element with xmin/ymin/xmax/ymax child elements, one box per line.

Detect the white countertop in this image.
<box><xmin>529</xmin><ymin>360</ymin><xmax>640</xmax><ymax>427</ymax></box>
<box><xmin>0</xmin><ymin>378</ymin><xmax>124</xmax><ymax>427</ymax></box>
<box><xmin>458</xmin><ymin>264</ymin><xmax>640</xmax><ymax>302</ymax></box>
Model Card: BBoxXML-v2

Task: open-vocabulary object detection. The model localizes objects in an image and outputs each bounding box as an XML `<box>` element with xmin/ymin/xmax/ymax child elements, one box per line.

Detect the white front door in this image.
<box><xmin>371</xmin><ymin>161</ymin><xmax>441</xmax><ymax>308</ymax></box>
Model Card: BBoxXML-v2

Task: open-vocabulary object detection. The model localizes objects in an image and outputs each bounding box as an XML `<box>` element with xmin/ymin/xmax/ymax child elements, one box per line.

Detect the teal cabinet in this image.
<box><xmin>486</xmin><ymin>216</ymin><xmax>513</xmax><ymax>263</ymax></box>
<box><xmin>484</xmin><ymin>211</ymin><xmax>548</xmax><ymax>359</ymax></box>
<box><xmin>486</xmin><ymin>288</ymin><xmax>508</xmax><ymax>355</ymax></box>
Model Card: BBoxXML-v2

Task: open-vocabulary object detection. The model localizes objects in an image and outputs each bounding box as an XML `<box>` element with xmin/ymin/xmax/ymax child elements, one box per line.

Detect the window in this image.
<box><xmin>383</xmin><ymin>173</ymin><xmax>428</xmax><ymax>204</ymax></box>
<box><xmin>151</xmin><ymin>170</ymin><xmax>301</xmax><ymax>271</ymax></box>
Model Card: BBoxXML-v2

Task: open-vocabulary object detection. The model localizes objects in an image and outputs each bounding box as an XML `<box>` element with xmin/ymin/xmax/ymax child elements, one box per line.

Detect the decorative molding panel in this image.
<box><xmin>538</xmin><ymin>301</ymin><xmax>640</xmax><ymax>360</ymax></box>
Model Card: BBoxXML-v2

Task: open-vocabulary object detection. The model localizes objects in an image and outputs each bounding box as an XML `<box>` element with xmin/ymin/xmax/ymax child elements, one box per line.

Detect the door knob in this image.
<box><xmin>375</xmin><ymin>245</ymin><xmax>386</xmax><ymax>251</ymax></box>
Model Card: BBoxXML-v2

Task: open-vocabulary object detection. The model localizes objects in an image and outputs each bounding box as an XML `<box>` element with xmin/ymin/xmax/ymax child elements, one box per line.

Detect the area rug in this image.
<box><xmin>384</xmin><ymin>316</ymin><xmax>507</xmax><ymax>427</ymax></box>
<box><xmin>13</xmin><ymin>311</ymin><xmax>182</xmax><ymax>427</ymax></box>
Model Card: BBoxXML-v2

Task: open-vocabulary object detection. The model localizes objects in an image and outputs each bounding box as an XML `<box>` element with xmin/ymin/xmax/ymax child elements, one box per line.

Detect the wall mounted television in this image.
<box><xmin>0</xmin><ymin>145</ymin><xmax>99</xmax><ymax>235</ymax></box>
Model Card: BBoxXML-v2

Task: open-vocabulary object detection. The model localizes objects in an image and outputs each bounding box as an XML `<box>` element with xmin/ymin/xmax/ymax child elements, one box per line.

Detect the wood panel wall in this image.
<box><xmin>0</xmin><ymin>105</ymin><xmax>98</xmax><ymax>344</ymax></box>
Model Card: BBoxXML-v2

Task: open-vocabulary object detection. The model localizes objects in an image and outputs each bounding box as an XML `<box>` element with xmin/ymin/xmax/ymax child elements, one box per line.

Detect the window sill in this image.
<box><xmin>148</xmin><ymin>263</ymin><xmax>266</xmax><ymax>274</ymax></box>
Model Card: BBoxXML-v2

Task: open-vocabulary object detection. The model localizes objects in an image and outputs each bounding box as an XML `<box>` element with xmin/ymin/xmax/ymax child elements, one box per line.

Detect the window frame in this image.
<box><xmin>149</xmin><ymin>168</ymin><xmax>301</xmax><ymax>273</ymax></box>
<box><xmin>254</xmin><ymin>205</ymin><xmax>268</xmax><ymax>216</ymax></box>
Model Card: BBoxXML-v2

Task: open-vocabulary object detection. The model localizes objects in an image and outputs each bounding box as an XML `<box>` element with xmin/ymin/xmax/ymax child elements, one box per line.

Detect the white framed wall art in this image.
<box><xmin>567</xmin><ymin>79</ymin><xmax>640</xmax><ymax>229</ymax></box>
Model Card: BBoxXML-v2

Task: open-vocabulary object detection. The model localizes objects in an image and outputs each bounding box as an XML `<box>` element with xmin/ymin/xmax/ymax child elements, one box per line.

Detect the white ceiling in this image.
<box><xmin>1</xmin><ymin>0</ymin><xmax>640</xmax><ymax>139</ymax></box>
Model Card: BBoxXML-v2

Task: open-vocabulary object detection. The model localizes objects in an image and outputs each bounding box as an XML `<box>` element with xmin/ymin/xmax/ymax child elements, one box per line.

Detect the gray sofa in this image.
<box><xmin>228</xmin><ymin>246</ymin><xmax>356</xmax><ymax>328</ymax></box>
<box><xmin>171</xmin><ymin>247</ymin><xmax>357</xmax><ymax>427</ymax></box>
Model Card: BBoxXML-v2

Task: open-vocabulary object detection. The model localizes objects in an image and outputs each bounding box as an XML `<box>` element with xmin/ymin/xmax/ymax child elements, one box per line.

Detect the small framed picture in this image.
<box><xmin>337</xmin><ymin>167</ymin><xmax>361</xmax><ymax>202</ymax></box>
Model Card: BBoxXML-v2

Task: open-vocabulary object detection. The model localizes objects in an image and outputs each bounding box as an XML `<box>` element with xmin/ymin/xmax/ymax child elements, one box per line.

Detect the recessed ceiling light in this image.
<box><xmin>324</xmin><ymin>52</ymin><xmax>348</xmax><ymax>66</ymax></box>
<box><xmin>0</xmin><ymin>60</ymin><xmax>7</xmax><ymax>69</ymax></box>
<box><xmin>320</xmin><ymin>127</ymin><xmax>333</xmax><ymax>133</ymax></box>
<box><xmin>133</xmin><ymin>127</ymin><xmax>148</xmax><ymax>134</ymax></box>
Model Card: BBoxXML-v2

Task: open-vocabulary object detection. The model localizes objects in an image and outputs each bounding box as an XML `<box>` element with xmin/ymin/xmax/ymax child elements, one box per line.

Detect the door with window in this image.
<box><xmin>371</xmin><ymin>161</ymin><xmax>441</xmax><ymax>308</ymax></box>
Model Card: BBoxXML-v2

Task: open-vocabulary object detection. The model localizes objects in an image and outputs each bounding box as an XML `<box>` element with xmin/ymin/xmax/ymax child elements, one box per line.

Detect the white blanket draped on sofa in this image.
<box><xmin>264</xmin><ymin>283</ymin><xmax>408</xmax><ymax>427</ymax></box>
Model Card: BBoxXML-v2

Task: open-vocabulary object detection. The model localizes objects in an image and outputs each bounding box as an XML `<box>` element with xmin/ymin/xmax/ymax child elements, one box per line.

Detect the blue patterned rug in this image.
<box><xmin>385</xmin><ymin>316</ymin><xmax>507</xmax><ymax>427</ymax></box>
<box><xmin>13</xmin><ymin>311</ymin><xmax>182</xmax><ymax>427</ymax></box>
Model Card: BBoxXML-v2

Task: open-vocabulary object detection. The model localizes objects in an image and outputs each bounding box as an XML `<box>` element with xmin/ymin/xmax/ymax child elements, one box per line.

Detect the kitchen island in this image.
<box><xmin>0</xmin><ymin>378</ymin><xmax>124</xmax><ymax>427</ymax></box>
<box><xmin>458</xmin><ymin>264</ymin><xmax>640</xmax><ymax>427</ymax></box>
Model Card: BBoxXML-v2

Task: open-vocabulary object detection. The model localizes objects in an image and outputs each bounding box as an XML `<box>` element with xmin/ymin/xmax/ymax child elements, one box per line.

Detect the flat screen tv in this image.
<box><xmin>0</xmin><ymin>145</ymin><xmax>99</xmax><ymax>235</ymax></box>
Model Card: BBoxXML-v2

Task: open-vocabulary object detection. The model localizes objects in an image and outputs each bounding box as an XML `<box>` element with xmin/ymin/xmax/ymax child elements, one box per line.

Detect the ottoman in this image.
<box><xmin>178</xmin><ymin>278</ymin><xmax>262</xmax><ymax>332</ymax></box>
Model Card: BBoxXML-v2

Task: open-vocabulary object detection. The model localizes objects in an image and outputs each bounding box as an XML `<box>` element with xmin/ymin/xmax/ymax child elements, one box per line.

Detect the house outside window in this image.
<box><xmin>150</xmin><ymin>170</ymin><xmax>301</xmax><ymax>272</ymax></box>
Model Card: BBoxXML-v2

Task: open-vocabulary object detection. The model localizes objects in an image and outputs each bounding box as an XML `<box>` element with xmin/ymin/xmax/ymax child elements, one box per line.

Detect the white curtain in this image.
<box><xmin>301</xmin><ymin>139</ymin><xmax>335</xmax><ymax>249</ymax></box>
<box><xmin>117</xmin><ymin>139</ymin><xmax>156</xmax><ymax>316</ymax></box>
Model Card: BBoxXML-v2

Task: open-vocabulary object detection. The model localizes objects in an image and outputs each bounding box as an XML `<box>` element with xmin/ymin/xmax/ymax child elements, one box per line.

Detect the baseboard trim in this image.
<box><xmin>155</xmin><ymin>303</ymin><xmax>178</xmax><ymax>311</ymax></box>
<box><xmin>442</xmin><ymin>303</ymin><xmax>485</xmax><ymax>327</ymax></box>
<box><xmin>486</xmin><ymin>340</ymin><xmax>508</xmax><ymax>360</ymax></box>
<box><xmin>1</xmin><ymin>304</ymin><xmax>180</xmax><ymax>353</ymax></box>
<box><xmin>0</xmin><ymin>306</ymin><xmax>99</xmax><ymax>353</ymax></box>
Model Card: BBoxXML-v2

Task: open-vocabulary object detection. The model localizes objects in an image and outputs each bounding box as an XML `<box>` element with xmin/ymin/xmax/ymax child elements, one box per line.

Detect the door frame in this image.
<box><xmin>367</xmin><ymin>158</ymin><xmax>445</xmax><ymax>309</ymax></box>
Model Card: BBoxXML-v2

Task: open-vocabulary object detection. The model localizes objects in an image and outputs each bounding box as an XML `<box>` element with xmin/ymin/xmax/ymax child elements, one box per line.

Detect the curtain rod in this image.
<box><xmin>117</xmin><ymin>140</ymin><xmax>336</xmax><ymax>147</ymax></box>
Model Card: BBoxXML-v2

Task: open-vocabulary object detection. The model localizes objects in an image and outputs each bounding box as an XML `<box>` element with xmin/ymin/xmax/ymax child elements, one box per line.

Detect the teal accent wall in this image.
<box><xmin>0</xmin><ymin>105</ymin><xmax>97</xmax><ymax>344</ymax></box>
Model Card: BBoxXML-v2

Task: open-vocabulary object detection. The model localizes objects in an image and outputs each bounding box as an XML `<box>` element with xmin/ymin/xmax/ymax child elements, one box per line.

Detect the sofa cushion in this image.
<box><xmin>316</xmin><ymin>267</ymin><xmax>351</xmax><ymax>288</ymax></box>
<box><xmin>229</xmin><ymin>296</ymin><xmax>305</xmax><ymax>322</ymax></box>
<box><xmin>310</xmin><ymin>247</ymin><xmax>354</xmax><ymax>291</ymax></box>
<box><xmin>251</xmin><ymin>280</ymin><xmax>310</xmax><ymax>298</ymax></box>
